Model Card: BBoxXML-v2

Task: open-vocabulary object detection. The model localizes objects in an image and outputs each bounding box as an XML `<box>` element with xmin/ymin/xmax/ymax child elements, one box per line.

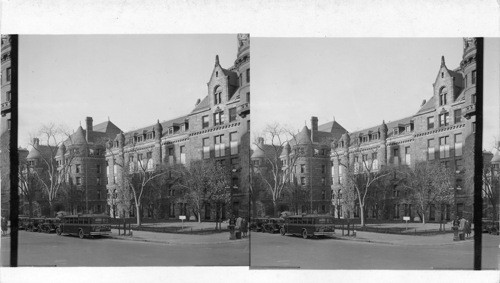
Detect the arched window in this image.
<box><xmin>213</xmin><ymin>86</ymin><xmax>222</xmax><ymax>105</ymax></box>
<box><xmin>439</xmin><ymin>87</ymin><xmax>447</xmax><ymax>106</ymax></box>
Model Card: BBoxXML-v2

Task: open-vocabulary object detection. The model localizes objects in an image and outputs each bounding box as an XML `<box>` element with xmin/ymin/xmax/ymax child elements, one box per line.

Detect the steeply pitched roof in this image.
<box><xmin>122</xmin><ymin>115</ymin><xmax>188</xmax><ymax>140</ymax></box>
<box><xmin>190</xmin><ymin>95</ymin><xmax>210</xmax><ymax>113</ymax></box>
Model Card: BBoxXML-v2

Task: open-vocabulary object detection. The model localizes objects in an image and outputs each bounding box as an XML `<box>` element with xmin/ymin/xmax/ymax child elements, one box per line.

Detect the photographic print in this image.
<box><xmin>1</xmin><ymin>34</ymin><xmax>251</xmax><ymax>266</ymax></box>
<box><xmin>250</xmin><ymin>37</ymin><xmax>499</xmax><ymax>269</ymax></box>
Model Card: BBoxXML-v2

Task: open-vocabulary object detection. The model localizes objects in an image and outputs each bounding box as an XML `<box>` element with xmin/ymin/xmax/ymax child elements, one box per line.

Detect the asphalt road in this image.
<box><xmin>250</xmin><ymin>232</ymin><xmax>499</xmax><ymax>270</ymax></box>
<box><xmin>1</xmin><ymin>231</ymin><xmax>249</xmax><ymax>266</ymax></box>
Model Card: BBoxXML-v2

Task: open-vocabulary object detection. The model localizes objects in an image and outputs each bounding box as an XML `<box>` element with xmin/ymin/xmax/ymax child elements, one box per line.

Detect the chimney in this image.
<box><xmin>257</xmin><ymin>137</ymin><xmax>264</xmax><ymax>145</ymax></box>
<box><xmin>86</xmin><ymin>117</ymin><xmax>93</xmax><ymax>141</ymax></box>
<box><xmin>311</xmin><ymin>116</ymin><xmax>318</xmax><ymax>141</ymax></box>
<box><xmin>33</xmin><ymin>138</ymin><xmax>39</xmax><ymax>146</ymax></box>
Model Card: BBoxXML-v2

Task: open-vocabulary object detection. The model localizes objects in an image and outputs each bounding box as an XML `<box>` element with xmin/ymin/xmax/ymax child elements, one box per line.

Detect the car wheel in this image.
<box><xmin>280</xmin><ymin>228</ymin><xmax>285</xmax><ymax>236</ymax></box>
<box><xmin>78</xmin><ymin>229</ymin><xmax>84</xmax><ymax>239</ymax></box>
<box><xmin>56</xmin><ymin>228</ymin><xmax>62</xmax><ymax>235</ymax></box>
<box><xmin>302</xmin><ymin>229</ymin><xmax>308</xmax><ymax>239</ymax></box>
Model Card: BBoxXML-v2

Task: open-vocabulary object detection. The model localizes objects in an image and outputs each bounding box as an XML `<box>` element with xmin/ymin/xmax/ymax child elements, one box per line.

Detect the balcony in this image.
<box><xmin>237</xmin><ymin>102</ymin><xmax>250</xmax><ymax>118</ymax></box>
<box><xmin>1</xmin><ymin>101</ymin><xmax>11</xmax><ymax>115</ymax></box>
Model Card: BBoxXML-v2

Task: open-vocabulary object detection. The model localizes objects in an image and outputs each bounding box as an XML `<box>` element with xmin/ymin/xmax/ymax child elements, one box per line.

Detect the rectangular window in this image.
<box><xmin>168</xmin><ymin>148</ymin><xmax>174</xmax><ymax>164</ymax></box>
<box><xmin>246</xmin><ymin>68</ymin><xmax>250</xmax><ymax>83</ymax></box>
<box><xmin>75</xmin><ymin>164</ymin><xmax>81</xmax><ymax>173</ymax></box>
<box><xmin>472</xmin><ymin>122</ymin><xmax>476</xmax><ymax>133</ymax></box>
<box><xmin>180</xmin><ymin>146</ymin><xmax>186</xmax><ymax>164</ymax></box>
<box><xmin>372</xmin><ymin>152</ymin><xmax>378</xmax><ymax>171</ymax></box>
<box><xmin>96</xmin><ymin>164</ymin><xmax>101</xmax><ymax>173</ymax></box>
<box><xmin>439</xmin><ymin>136</ymin><xmax>450</xmax><ymax>158</ymax></box>
<box><xmin>454</xmin><ymin>109</ymin><xmax>462</xmax><ymax>124</ymax></box>
<box><xmin>300</xmin><ymin>177</ymin><xmax>306</xmax><ymax>186</ymax></box>
<box><xmin>300</xmin><ymin>164</ymin><xmax>305</xmax><ymax>173</ymax></box>
<box><xmin>202</xmin><ymin>137</ymin><xmax>210</xmax><ymax>159</ymax></box>
<box><xmin>97</xmin><ymin>177</ymin><xmax>101</xmax><ymax>185</ymax></box>
<box><xmin>454</xmin><ymin>133</ymin><xmax>463</xmax><ymax>157</ymax></box>
<box><xmin>439</xmin><ymin>93</ymin><xmax>447</xmax><ymax>106</ymax></box>
<box><xmin>427</xmin><ymin>139</ymin><xmax>435</xmax><ymax>160</ymax></box>
<box><xmin>214</xmin><ymin>112</ymin><xmax>224</xmax><ymax>126</ymax></box>
<box><xmin>76</xmin><ymin>177</ymin><xmax>81</xmax><ymax>185</ymax></box>
<box><xmin>393</xmin><ymin>148</ymin><xmax>399</xmax><ymax>165</ymax></box>
<box><xmin>405</xmin><ymin>147</ymin><xmax>411</xmax><ymax>165</ymax></box>
<box><xmin>229</xmin><ymin>107</ymin><xmax>237</xmax><ymax>122</ymax></box>
<box><xmin>471</xmin><ymin>70</ymin><xmax>476</xmax><ymax>85</ymax></box>
<box><xmin>439</xmin><ymin>112</ymin><xmax>450</xmax><ymax>127</ymax></box>
<box><xmin>229</xmin><ymin>132</ymin><xmax>238</xmax><ymax>155</ymax></box>
<box><xmin>6</xmin><ymin>91</ymin><xmax>11</xmax><ymax>102</ymax></box>
<box><xmin>246</xmin><ymin>92</ymin><xmax>250</xmax><ymax>103</ymax></box>
<box><xmin>321</xmin><ymin>178</ymin><xmax>326</xmax><ymax>186</ymax></box>
<box><xmin>6</xmin><ymin>67</ymin><xmax>11</xmax><ymax>82</ymax></box>
<box><xmin>471</xmin><ymin>94</ymin><xmax>476</xmax><ymax>104</ymax></box>
<box><xmin>455</xmin><ymin>159</ymin><xmax>464</xmax><ymax>172</ymax></box>
<box><xmin>427</xmin><ymin>116</ymin><xmax>434</xmax><ymax>130</ymax></box>
<box><xmin>321</xmin><ymin>165</ymin><xmax>326</xmax><ymax>174</ymax></box>
<box><xmin>214</xmin><ymin>135</ymin><xmax>225</xmax><ymax>157</ymax></box>
<box><xmin>202</xmin><ymin>115</ymin><xmax>209</xmax><ymax>129</ymax></box>
<box><xmin>321</xmin><ymin>190</ymin><xmax>326</xmax><ymax>200</ymax></box>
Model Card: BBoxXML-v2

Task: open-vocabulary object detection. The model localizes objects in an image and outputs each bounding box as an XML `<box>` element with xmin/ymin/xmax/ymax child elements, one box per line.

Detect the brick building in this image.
<box><xmin>105</xmin><ymin>34</ymin><xmax>250</xmax><ymax>220</ymax></box>
<box><xmin>1</xmin><ymin>35</ymin><xmax>12</xmax><ymax>218</ymax></box>
<box><xmin>254</xmin><ymin>38</ymin><xmax>477</xmax><ymax>222</ymax></box>
<box><xmin>20</xmin><ymin>34</ymin><xmax>250</xmax><ymax>220</ymax></box>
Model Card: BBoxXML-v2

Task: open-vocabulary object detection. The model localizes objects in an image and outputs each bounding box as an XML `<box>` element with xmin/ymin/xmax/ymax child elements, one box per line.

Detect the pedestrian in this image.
<box><xmin>235</xmin><ymin>216</ymin><xmax>242</xmax><ymax>230</ymax></box>
<box><xmin>465</xmin><ymin>218</ymin><xmax>471</xmax><ymax>238</ymax></box>
<box><xmin>241</xmin><ymin>218</ymin><xmax>248</xmax><ymax>238</ymax></box>
<box><xmin>459</xmin><ymin>216</ymin><xmax>466</xmax><ymax>240</ymax></box>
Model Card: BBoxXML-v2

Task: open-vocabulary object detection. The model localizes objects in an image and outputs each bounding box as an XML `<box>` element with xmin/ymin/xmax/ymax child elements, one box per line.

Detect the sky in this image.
<box><xmin>252</xmin><ymin>38</ymin><xmax>500</xmax><ymax>152</ymax></box>
<box><xmin>18</xmin><ymin>34</ymin><xmax>238</xmax><ymax>148</ymax></box>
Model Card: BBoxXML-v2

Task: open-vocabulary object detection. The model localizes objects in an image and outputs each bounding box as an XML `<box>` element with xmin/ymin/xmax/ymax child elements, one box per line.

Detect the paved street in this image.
<box><xmin>1</xmin><ymin>231</ymin><xmax>249</xmax><ymax>266</ymax></box>
<box><xmin>250</xmin><ymin>232</ymin><xmax>499</xmax><ymax>269</ymax></box>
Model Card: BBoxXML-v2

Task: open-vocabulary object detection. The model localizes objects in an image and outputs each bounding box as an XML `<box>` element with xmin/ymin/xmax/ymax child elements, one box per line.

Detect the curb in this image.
<box><xmin>106</xmin><ymin>235</ymin><xmax>249</xmax><ymax>246</ymax></box>
<box><xmin>335</xmin><ymin>235</ymin><xmax>475</xmax><ymax>246</ymax></box>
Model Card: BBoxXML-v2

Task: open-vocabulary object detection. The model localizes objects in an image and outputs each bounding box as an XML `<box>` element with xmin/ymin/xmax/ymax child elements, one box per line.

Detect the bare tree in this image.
<box><xmin>483</xmin><ymin>155</ymin><xmax>500</xmax><ymax>221</ymax></box>
<box><xmin>332</xmin><ymin>144</ymin><xmax>392</xmax><ymax>226</ymax></box>
<box><xmin>174</xmin><ymin>160</ymin><xmax>231</xmax><ymax>224</ymax></box>
<box><xmin>18</xmin><ymin>162</ymin><xmax>41</xmax><ymax>217</ymax></box>
<box><xmin>397</xmin><ymin>161</ymin><xmax>455</xmax><ymax>224</ymax></box>
<box><xmin>253</xmin><ymin>123</ymin><xmax>301</xmax><ymax>217</ymax></box>
<box><xmin>29</xmin><ymin>124</ymin><xmax>76</xmax><ymax>216</ymax></box>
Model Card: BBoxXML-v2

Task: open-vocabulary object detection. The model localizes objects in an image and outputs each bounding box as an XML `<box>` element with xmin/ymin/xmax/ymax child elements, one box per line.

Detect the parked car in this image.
<box><xmin>39</xmin><ymin>218</ymin><xmax>61</xmax><ymax>233</ymax></box>
<box><xmin>249</xmin><ymin>218</ymin><xmax>267</xmax><ymax>232</ymax></box>
<box><xmin>482</xmin><ymin>219</ymin><xmax>499</xmax><ymax>235</ymax></box>
<box><xmin>26</xmin><ymin>218</ymin><xmax>44</xmax><ymax>232</ymax></box>
<box><xmin>18</xmin><ymin>216</ymin><xmax>30</xmax><ymax>230</ymax></box>
<box><xmin>262</xmin><ymin>218</ymin><xmax>284</xmax><ymax>233</ymax></box>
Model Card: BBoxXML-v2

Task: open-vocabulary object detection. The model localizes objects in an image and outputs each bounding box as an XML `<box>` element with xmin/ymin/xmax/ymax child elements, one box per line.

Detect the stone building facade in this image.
<box><xmin>330</xmin><ymin>38</ymin><xmax>477</xmax><ymax>221</ymax></box>
<box><xmin>1</xmin><ymin>35</ymin><xmax>12</xmax><ymax>217</ymax></box>
<box><xmin>105</xmin><ymin>34</ymin><xmax>250</xmax><ymax>220</ymax></box>
<box><xmin>253</xmin><ymin>38</ymin><xmax>477</xmax><ymax>222</ymax></box>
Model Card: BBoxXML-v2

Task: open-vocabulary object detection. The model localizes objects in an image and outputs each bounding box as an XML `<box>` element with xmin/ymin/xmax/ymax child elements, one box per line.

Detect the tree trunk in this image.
<box><xmin>198</xmin><ymin>212</ymin><xmax>201</xmax><ymax>223</ymax></box>
<box><xmin>135</xmin><ymin>204</ymin><xmax>142</xmax><ymax>226</ymax></box>
<box><xmin>273</xmin><ymin>200</ymin><xmax>278</xmax><ymax>217</ymax></box>
<box><xmin>49</xmin><ymin>201</ymin><xmax>54</xmax><ymax>217</ymax></box>
<box><xmin>360</xmin><ymin>204</ymin><xmax>365</xmax><ymax>227</ymax></box>
<box><xmin>421</xmin><ymin>211</ymin><xmax>426</xmax><ymax>224</ymax></box>
<box><xmin>28</xmin><ymin>199</ymin><xmax>33</xmax><ymax>218</ymax></box>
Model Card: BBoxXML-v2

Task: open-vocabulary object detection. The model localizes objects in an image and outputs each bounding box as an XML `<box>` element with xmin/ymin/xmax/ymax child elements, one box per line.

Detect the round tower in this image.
<box><xmin>378</xmin><ymin>120</ymin><xmax>388</xmax><ymax>167</ymax></box>
<box><xmin>461</xmin><ymin>37</ymin><xmax>477</xmax><ymax>119</ymax></box>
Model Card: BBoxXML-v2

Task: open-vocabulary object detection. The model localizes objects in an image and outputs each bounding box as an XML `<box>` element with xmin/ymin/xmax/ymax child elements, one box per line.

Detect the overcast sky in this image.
<box><xmin>19</xmin><ymin>34</ymin><xmax>238</xmax><ymax>148</ymax></box>
<box><xmin>252</xmin><ymin>38</ymin><xmax>499</xmax><ymax>151</ymax></box>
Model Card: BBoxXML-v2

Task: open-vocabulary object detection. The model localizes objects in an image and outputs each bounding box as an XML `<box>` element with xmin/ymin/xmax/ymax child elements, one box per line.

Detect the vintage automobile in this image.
<box><xmin>39</xmin><ymin>218</ymin><xmax>61</xmax><ymax>233</ymax></box>
<box><xmin>249</xmin><ymin>218</ymin><xmax>268</xmax><ymax>232</ymax></box>
<box><xmin>482</xmin><ymin>219</ymin><xmax>499</xmax><ymax>235</ymax></box>
<box><xmin>26</xmin><ymin>218</ymin><xmax>45</xmax><ymax>232</ymax></box>
<box><xmin>57</xmin><ymin>214</ymin><xmax>111</xmax><ymax>239</ymax></box>
<box><xmin>18</xmin><ymin>216</ymin><xmax>30</xmax><ymax>230</ymax></box>
<box><xmin>280</xmin><ymin>214</ymin><xmax>337</xmax><ymax>239</ymax></box>
<box><xmin>262</xmin><ymin>218</ymin><xmax>284</xmax><ymax>233</ymax></box>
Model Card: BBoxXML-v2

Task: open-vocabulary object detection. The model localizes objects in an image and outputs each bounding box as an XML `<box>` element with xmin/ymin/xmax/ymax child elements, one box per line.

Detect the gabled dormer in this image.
<box><xmin>432</xmin><ymin>56</ymin><xmax>463</xmax><ymax>108</ymax></box>
<box><xmin>207</xmin><ymin>55</ymin><xmax>238</xmax><ymax>107</ymax></box>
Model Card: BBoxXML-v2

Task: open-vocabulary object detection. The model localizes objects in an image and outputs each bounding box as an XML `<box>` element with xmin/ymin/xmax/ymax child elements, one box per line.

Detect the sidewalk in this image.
<box><xmin>333</xmin><ymin>230</ymin><xmax>474</xmax><ymax>246</ymax></box>
<box><xmin>108</xmin><ymin>228</ymin><xmax>249</xmax><ymax>245</ymax></box>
